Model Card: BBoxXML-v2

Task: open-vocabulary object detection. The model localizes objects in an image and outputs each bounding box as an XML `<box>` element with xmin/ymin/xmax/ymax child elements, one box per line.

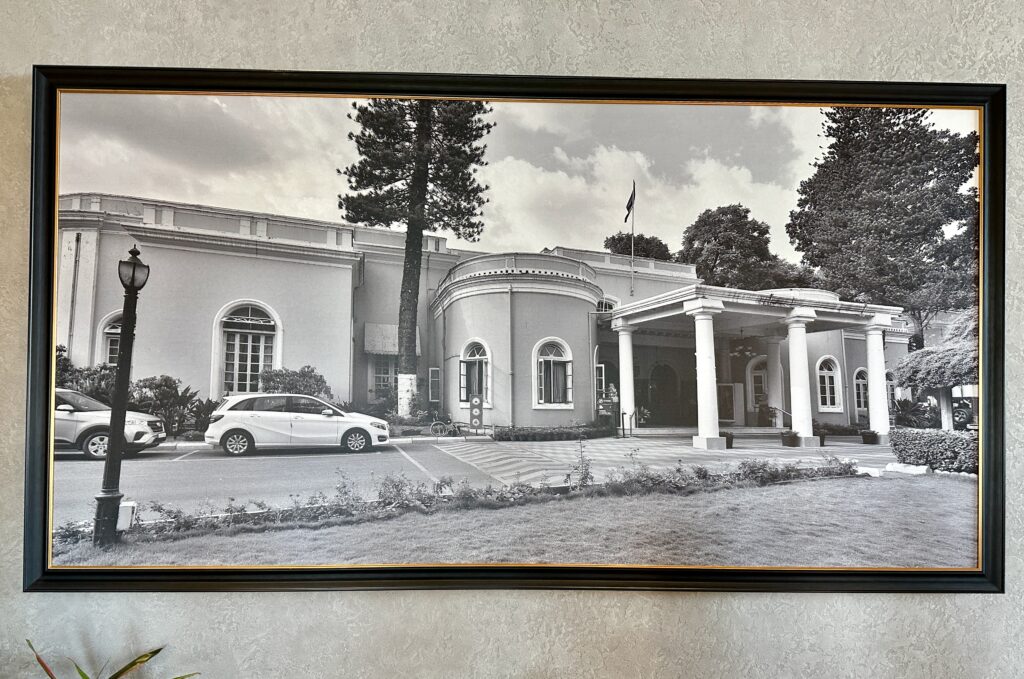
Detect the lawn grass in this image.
<box><xmin>56</xmin><ymin>474</ymin><xmax>978</xmax><ymax>568</ymax></box>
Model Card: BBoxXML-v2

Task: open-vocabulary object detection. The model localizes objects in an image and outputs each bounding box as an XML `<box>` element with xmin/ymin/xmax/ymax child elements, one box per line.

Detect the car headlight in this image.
<box><xmin>125</xmin><ymin>417</ymin><xmax>147</xmax><ymax>426</ymax></box>
<box><xmin>370</xmin><ymin>421</ymin><xmax>388</xmax><ymax>431</ymax></box>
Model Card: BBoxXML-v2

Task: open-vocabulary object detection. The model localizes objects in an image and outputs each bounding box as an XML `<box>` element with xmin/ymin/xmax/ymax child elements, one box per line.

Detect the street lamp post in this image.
<box><xmin>93</xmin><ymin>246</ymin><xmax>150</xmax><ymax>547</ymax></box>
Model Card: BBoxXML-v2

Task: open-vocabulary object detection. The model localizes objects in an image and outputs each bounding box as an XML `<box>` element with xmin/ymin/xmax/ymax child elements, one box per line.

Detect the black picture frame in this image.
<box><xmin>24</xmin><ymin>65</ymin><xmax>1005</xmax><ymax>592</ymax></box>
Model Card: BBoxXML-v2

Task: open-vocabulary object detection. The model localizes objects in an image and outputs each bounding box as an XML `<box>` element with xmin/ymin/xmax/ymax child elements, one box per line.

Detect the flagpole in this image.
<box><xmin>630</xmin><ymin>182</ymin><xmax>635</xmax><ymax>297</ymax></box>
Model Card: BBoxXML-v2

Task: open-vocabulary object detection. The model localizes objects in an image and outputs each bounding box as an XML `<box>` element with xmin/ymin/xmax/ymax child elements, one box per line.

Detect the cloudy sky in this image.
<box><xmin>58</xmin><ymin>93</ymin><xmax>978</xmax><ymax>262</ymax></box>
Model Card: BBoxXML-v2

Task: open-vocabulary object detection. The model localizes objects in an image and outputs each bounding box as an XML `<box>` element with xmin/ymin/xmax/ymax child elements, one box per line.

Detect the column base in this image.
<box><xmin>796</xmin><ymin>436</ymin><xmax>820</xmax><ymax>447</ymax></box>
<box><xmin>875</xmin><ymin>434</ymin><xmax>890</xmax><ymax>446</ymax></box>
<box><xmin>693</xmin><ymin>436</ymin><xmax>727</xmax><ymax>450</ymax></box>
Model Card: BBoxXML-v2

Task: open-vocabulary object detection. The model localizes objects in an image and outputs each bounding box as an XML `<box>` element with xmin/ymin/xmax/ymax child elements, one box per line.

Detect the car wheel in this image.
<box><xmin>81</xmin><ymin>430</ymin><xmax>109</xmax><ymax>460</ymax></box>
<box><xmin>343</xmin><ymin>428</ymin><xmax>371</xmax><ymax>453</ymax></box>
<box><xmin>221</xmin><ymin>430</ymin><xmax>254</xmax><ymax>456</ymax></box>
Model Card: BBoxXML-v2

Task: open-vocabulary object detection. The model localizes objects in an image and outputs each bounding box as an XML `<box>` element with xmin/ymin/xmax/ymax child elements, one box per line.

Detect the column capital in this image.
<box><xmin>761</xmin><ymin>335</ymin><xmax>785</xmax><ymax>345</ymax></box>
<box><xmin>683</xmin><ymin>298</ymin><xmax>724</xmax><ymax>318</ymax></box>
<box><xmin>611</xmin><ymin>318</ymin><xmax>637</xmax><ymax>334</ymax></box>
<box><xmin>783</xmin><ymin>306</ymin><xmax>817</xmax><ymax>327</ymax></box>
<box><xmin>863</xmin><ymin>313</ymin><xmax>892</xmax><ymax>335</ymax></box>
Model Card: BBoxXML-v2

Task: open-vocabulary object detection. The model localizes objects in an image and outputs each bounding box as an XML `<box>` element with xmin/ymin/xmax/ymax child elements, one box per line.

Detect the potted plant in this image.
<box><xmin>636</xmin><ymin>406</ymin><xmax>650</xmax><ymax>425</ymax></box>
<box><xmin>722</xmin><ymin>431</ymin><xmax>734</xmax><ymax>449</ymax></box>
<box><xmin>812</xmin><ymin>423</ymin><xmax>827</xmax><ymax>447</ymax></box>
<box><xmin>861</xmin><ymin>429</ymin><xmax>879</xmax><ymax>444</ymax></box>
<box><xmin>780</xmin><ymin>430</ymin><xmax>800</xmax><ymax>447</ymax></box>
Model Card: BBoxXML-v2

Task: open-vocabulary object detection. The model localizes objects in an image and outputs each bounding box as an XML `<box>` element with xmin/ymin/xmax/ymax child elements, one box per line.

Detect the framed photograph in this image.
<box><xmin>24</xmin><ymin>66</ymin><xmax>1004</xmax><ymax>592</ymax></box>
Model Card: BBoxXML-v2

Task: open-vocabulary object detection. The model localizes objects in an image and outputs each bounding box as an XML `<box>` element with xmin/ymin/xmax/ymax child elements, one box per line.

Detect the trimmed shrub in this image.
<box><xmin>492</xmin><ymin>424</ymin><xmax>616</xmax><ymax>442</ymax></box>
<box><xmin>890</xmin><ymin>427</ymin><xmax>979</xmax><ymax>473</ymax></box>
<box><xmin>812</xmin><ymin>419</ymin><xmax>867</xmax><ymax>435</ymax></box>
<box><xmin>259</xmin><ymin>365</ymin><xmax>333</xmax><ymax>398</ymax></box>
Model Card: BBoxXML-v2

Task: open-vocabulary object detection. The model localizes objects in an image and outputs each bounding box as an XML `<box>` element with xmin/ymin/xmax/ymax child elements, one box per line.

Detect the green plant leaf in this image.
<box><xmin>27</xmin><ymin>640</ymin><xmax>59</xmax><ymax>679</ymax></box>
<box><xmin>107</xmin><ymin>647</ymin><xmax>163</xmax><ymax>679</ymax></box>
<box><xmin>73</xmin><ymin>661</ymin><xmax>93</xmax><ymax>679</ymax></box>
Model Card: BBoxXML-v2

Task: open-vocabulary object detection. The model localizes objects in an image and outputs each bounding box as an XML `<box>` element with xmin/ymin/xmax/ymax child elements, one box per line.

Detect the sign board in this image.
<box><xmin>469</xmin><ymin>394</ymin><xmax>483</xmax><ymax>428</ymax></box>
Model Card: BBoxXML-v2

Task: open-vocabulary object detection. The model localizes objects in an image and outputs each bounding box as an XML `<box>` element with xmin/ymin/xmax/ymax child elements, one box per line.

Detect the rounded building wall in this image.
<box><xmin>433</xmin><ymin>253</ymin><xmax>603</xmax><ymax>428</ymax></box>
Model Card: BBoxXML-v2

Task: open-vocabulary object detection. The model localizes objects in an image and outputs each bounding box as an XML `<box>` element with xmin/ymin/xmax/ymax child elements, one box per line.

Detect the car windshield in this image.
<box><xmin>58</xmin><ymin>391</ymin><xmax>111</xmax><ymax>412</ymax></box>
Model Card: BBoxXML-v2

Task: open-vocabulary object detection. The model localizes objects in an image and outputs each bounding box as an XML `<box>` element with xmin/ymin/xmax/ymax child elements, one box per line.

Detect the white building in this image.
<box><xmin>56</xmin><ymin>193</ymin><xmax>914</xmax><ymax>447</ymax></box>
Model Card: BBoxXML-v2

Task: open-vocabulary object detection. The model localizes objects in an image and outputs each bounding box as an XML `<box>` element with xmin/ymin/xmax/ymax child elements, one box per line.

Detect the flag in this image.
<box><xmin>624</xmin><ymin>180</ymin><xmax>635</xmax><ymax>223</ymax></box>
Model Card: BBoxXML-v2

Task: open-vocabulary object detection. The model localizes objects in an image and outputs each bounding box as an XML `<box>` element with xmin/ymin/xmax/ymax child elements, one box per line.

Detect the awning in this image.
<box><xmin>364</xmin><ymin>323</ymin><xmax>421</xmax><ymax>356</ymax></box>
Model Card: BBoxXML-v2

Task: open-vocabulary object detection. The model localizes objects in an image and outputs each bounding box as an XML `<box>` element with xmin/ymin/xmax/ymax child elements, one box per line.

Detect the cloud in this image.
<box><xmin>493</xmin><ymin>101</ymin><xmax>589</xmax><ymax>140</ymax></box>
<box><xmin>59</xmin><ymin>94</ymin><xmax>359</xmax><ymax>221</ymax></box>
<box><xmin>471</xmin><ymin>145</ymin><xmax>804</xmax><ymax>262</ymax></box>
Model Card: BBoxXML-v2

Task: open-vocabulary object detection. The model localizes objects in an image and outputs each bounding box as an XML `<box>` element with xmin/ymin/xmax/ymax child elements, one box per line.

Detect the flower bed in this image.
<box><xmin>890</xmin><ymin>427</ymin><xmax>979</xmax><ymax>474</ymax></box>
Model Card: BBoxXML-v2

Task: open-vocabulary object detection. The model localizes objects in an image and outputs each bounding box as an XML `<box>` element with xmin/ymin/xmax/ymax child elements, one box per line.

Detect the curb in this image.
<box><xmin>151</xmin><ymin>434</ymin><xmax>495</xmax><ymax>451</ymax></box>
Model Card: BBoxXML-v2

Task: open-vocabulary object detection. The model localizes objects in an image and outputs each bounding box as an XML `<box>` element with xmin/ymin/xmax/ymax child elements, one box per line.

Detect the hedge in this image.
<box><xmin>493</xmin><ymin>425</ymin><xmax>617</xmax><ymax>442</ymax></box>
<box><xmin>889</xmin><ymin>427</ymin><xmax>978</xmax><ymax>474</ymax></box>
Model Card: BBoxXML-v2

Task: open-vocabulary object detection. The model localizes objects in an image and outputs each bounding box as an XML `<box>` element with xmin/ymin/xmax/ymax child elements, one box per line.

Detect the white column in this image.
<box><xmin>784</xmin><ymin>308</ymin><xmax>817</xmax><ymax>445</ymax></box>
<box><xmin>764</xmin><ymin>337</ymin><xmax>785</xmax><ymax>428</ymax></box>
<box><xmin>684</xmin><ymin>299</ymin><xmax>726</xmax><ymax>450</ymax></box>
<box><xmin>865</xmin><ymin>318</ymin><xmax>892</xmax><ymax>444</ymax></box>
<box><xmin>614</xmin><ymin>321</ymin><xmax>636</xmax><ymax>433</ymax></box>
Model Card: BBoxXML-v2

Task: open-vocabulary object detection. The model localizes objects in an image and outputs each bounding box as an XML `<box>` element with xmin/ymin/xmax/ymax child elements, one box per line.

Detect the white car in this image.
<box><xmin>204</xmin><ymin>393</ymin><xmax>390</xmax><ymax>455</ymax></box>
<box><xmin>54</xmin><ymin>388</ymin><xmax>167</xmax><ymax>459</ymax></box>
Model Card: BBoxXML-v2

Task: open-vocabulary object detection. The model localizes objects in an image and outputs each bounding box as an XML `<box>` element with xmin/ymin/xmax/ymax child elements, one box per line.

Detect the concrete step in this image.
<box><xmin>632</xmin><ymin>427</ymin><xmax>784</xmax><ymax>437</ymax></box>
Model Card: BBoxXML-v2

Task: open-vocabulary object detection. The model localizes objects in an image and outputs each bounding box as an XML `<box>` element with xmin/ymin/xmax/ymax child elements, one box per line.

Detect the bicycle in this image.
<box><xmin>429</xmin><ymin>417</ymin><xmax>463</xmax><ymax>437</ymax></box>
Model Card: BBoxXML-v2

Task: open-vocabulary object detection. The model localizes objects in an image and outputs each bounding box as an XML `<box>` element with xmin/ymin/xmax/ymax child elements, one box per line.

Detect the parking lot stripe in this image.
<box><xmin>171</xmin><ymin>449</ymin><xmax>202</xmax><ymax>461</ymax></box>
<box><xmin>394</xmin><ymin>445</ymin><xmax>441</xmax><ymax>485</ymax></box>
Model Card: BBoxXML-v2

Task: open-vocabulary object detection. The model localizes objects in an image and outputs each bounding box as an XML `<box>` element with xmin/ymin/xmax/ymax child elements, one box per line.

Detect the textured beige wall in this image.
<box><xmin>0</xmin><ymin>1</ymin><xmax>1020</xmax><ymax>676</ymax></box>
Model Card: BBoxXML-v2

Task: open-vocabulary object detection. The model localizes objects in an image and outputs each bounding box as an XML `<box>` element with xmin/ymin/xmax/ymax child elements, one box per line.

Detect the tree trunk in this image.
<box><xmin>396</xmin><ymin>100</ymin><xmax>433</xmax><ymax>416</ymax></box>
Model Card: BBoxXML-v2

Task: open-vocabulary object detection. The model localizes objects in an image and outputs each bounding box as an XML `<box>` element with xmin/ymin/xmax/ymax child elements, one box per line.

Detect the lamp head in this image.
<box><xmin>117</xmin><ymin>245</ymin><xmax>150</xmax><ymax>291</ymax></box>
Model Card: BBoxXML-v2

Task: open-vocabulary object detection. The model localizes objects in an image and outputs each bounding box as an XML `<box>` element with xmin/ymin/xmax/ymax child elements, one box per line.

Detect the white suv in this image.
<box><xmin>54</xmin><ymin>388</ymin><xmax>167</xmax><ymax>459</ymax></box>
<box><xmin>204</xmin><ymin>393</ymin><xmax>390</xmax><ymax>455</ymax></box>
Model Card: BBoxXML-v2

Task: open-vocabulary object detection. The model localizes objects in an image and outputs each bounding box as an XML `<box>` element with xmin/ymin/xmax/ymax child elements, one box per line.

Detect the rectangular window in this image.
<box><xmin>224</xmin><ymin>332</ymin><xmax>273</xmax><ymax>394</ymax></box>
<box><xmin>373</xmin><ymin>356</ymin><xmax>398</xmax><ymax>396</ymax></box>
<box><xmin>428</xmin><ymin>367</ymin><xmax>441</xmax><ymax>403</ymax></box>
<box><xmin>595</xmin><ymin>364</ymin><xmax>606</xmax><ymax>399</ymax></box>
<box><xmin>459</xmin><ymin>360</ymin><xmax>486</xmax><ymax>402</ymax></box>
<box><xmin>752</xmin><ymin>372</ymin><xmax>766</xmax><ymax>404</ymax></box>
<box><xmin>539</xmin><ymin>359</ymin><xmax>572</xmax><ymax>404</ymax></box>
<box><xmin>819</xmin><ymin>375</ymin><xmax>837</xmax><ymax>408</ymax></box>
<box><xmin>105</xmin><ymin>335</ymin><xmax>120</xmax><ymax>365</ymax></box>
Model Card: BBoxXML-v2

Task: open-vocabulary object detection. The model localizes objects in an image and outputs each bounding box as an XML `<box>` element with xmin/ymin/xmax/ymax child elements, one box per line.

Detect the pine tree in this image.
<box><xmin>786</xmin><ymin>107</ymin><xmax>978</xmax><ymax>342</ymax></box>
<box><xmin>339</xmin><ymin>98</ymin><xmax>493</xmax><ymax>415</ymax></box>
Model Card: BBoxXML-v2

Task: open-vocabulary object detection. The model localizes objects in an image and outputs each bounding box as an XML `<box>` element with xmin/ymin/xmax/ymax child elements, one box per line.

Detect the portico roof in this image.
<box><xmin>608</xmin><ymin>284</ymin><xmax>905</xmax><ymax>336</ymax></box>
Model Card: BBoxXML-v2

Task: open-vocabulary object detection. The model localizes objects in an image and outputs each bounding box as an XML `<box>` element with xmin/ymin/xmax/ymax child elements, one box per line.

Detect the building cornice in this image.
<box><xmin>431</xmin><ymin>273</ymin><xmax>603</xmax><ymax>317</ymax></box>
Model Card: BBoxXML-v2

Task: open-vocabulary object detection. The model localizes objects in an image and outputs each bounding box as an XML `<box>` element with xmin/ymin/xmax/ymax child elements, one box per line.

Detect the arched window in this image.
<box><xmin>222</xmin><ymin>304</ymin><xmax>276</xmax><ymax>394</ymax></box>
<box><xmin>459</xmin><ymin>340</ymin><xmax>490</xmax><ymax>403</ymax></box>
<box><xmin>102</xmin><ymin>315</ymin><xmax>122</xmax><ymax>365</ymax></box>
<box><xmin>816</xmin><ymin>357</ymin><xmax>842</xmax><ymax>411</ymax></box>
<box><xmin>535</xmin><ymin>339</ymin><xmax>573</xmax><ymax>406</ymax></box>
<box><xmin>854</xmin><ymin>368</ymin><xmax>869</xmax><ymax>411</ymax></box>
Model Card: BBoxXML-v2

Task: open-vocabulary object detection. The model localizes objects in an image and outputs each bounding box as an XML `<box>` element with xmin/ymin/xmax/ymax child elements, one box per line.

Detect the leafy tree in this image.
<box><xmin>259</xmin><ymin>365</ymin><xmax>333</xmax><ymax>398</ymax></box>
<box><xmin>340</xmin><ymin>99</ymin><xmax>494</xmax><ymax>415</ymax></box>
<box><xmin>603</xmin><ymin>231</ymin><xmax>673</xmax><ymax>261</ymax></box>
<box><xmin>55</xmin><ymin>345</ymin><xmax>75</xmax><ymax>387</ymax></box>
<box><xmin>786</xmin><ymin>107</ymin><xmax>979</xmax><ymax>342</ymax></box>
<box><xmin>678</xmin><ymin>204</ymin><xmax>808</xmax><ymax>290</ymax></box>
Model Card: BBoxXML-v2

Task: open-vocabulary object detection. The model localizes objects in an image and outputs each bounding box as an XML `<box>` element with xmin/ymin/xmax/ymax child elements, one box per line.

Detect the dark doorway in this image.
<box><xmin>648</xmin><ymin>363</ymin><xmax>681</xmax><ymax>425</ymax></box>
